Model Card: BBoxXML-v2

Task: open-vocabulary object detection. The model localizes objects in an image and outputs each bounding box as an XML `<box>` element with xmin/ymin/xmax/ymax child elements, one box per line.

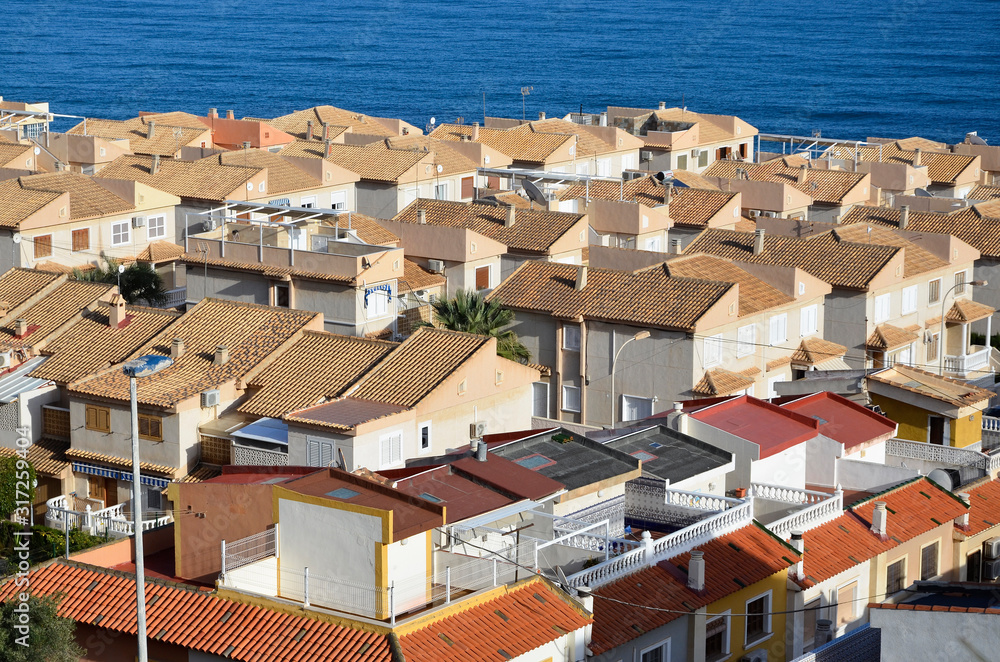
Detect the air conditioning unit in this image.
<box><xmin>132</xmin><ymin>216</ymin><xmax>146</xmax><ymax>228</ymax></box>
<box><xmin>201</xmin><ymin>389</ymin><xmax>221</xmax><ymax>408</ymax></box>
<box><xmin>202</xmin><ymin>219</ymin><xmax>217</xmax><ymax>232</ymax></box>
<box><xmin>985</xmin><ymin>557</ymin><xmax>1000</xmax><ymax>581</ymax></box>
<box><xmin>740</xmin><ymin>651</ymin><xmax>768</xmax><ymax>662</ymax></box>
<box><xmin>427</xmin><ymin>259</ymin><xmax>445</xmax><ymax>274</ymax></box>
<box><xmin>984</xmin><ymin>537</ymin><xmax>1000</xmax><ymax>559</ymax></box>
<box><xmin>748</xmin><ymin>210</ymin><xmax>759</xmax><ymax>218</ymax></box>
<box><xmin>0</xmin><ymin>351</ymin><xmax>12</xmax><ymax>369</ymax></box>
<box><xmin>640</xmin><ymin>150</ymin><xmax>652</xmax><ymax>161</ymax></box>
<box><xmin>470</xmin><ymin>421</ymin><xmax>487</xmax><ymax>438</ymax></box>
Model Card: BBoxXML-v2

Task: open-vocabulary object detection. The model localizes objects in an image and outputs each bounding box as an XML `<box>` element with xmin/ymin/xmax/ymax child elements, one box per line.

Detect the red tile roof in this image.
<box><xmin>398</xmin><ymin>578</ymin><xmax>591</xmax><ymax>662</ymax></box>
<box><xmin>780</xmin><ymin>392</ymin><xmax>897</xmax><ymax>452</ymax></box>
<box><xmin>691</xmin><ymin>395</ymin><xmax>819</xmax><ymax>458</ymax></box>
<box><xmin>387</xmin><ymin>464</ymin><xmax>516</xmax><ymax>522</ymax></box>
<box><xmin>960</xmin><ymin>478</ymin><xmax>1000</xmax><ymax>536</ymax></box>
<box><xmin>0</xmin><ymin>561</ymin><xmax>391</xmax><ymax>662</ymax></box>
<box><xmin>450</xmin><ymin>454</ymin><xmax>566</xmax><ymax>501</ymax></box>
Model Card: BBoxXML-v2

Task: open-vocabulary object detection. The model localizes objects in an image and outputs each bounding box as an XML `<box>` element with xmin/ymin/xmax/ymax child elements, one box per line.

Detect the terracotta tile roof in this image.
<box><xmin>139</xmin><ymin>111</ymin><xmax>212</xmax><ymax>130</ymax></box>
<box><xmin>208</xmin><ymin>149</ymin><xmax>321</xmax><ymax>195</ymax></box>
<box><xmin>692</xmin><ymin>367</ymin><xmax>756</xmax><ymax>396</ymax></box>
<box><xmin>266</xmin><ymin>105</ymin><xmax>396</xmax><ymax>139</ymax></box>
<box><xmin>178</xmin><ymin>464</ymin><xmax>223</xmax><ymax>483</ymax></box>
<box><xmin>398</xmin><ymin>578</ymin><xmax>591</xmax><ymax>662</ymax></box>
<box><xmin>0</xmin><ymin>560</ymin><xmax>391</xmax><ymax>662</ymax></box>
<box><xmin>650</xmin><ymin>107</ymin><xmax>756</xmax><ymax>144</ymax></box>
<box><xmin>384</xmin><ymin>135</ymin><xmax>479</xmax><ymax>176</ymax></box>
<box><xmin>704</xmin><ymin>158</ymin><xmax>869</xmax><ymax>205</ymax></box>
<box><xmin>490</xmin><ymin>260</ymin><xmax>731</xmax><ymax>331</ymax></box>
<box><xmin>665</xmin><ymin>253</ymin><xmax>792</xmax><ymax>315</ymax></box>
<box><xmin>671</xmin><ymin>170</ymin><xmax>721</xmax><ymax>190</ymax></box>
<box><xmin>136</xmin><ymin>240</ymin><xmax>186</xmax><ymax>263</ymax></box>
<box><xmin>0</xmin><ymin>268</ymin><xmax>62</xmax><ymax>309</ymax></box>
<box><xmin>286</xmin><ymin>397</ymin><xmax>409</xmax><ymax>430</ymax></box>
<box><xmin>830</xmin><ymin>223</ymin><xmax>947</xmax><ymax>277</ymax></box>
<box><xmin>279</xmin><ymin>139</ymin><xmax>426</xmax><ymax>183</ymax></box>
<box><xmin>321</xmin><ymin>213</ymin><xmax>399</xmax><ymax>247</ymax></box>
<box><xmin>0</xmin><ymin>437</ymin><xmax>69</xmax><ymax>476</ymax></box>
<box><xmin>430</xmin><ymin>123</ymin><xmax>571</xmax><ymax>165</ymax></box>
<box><xmin>0</xmin><ymin>280</ymin><xmax>114</xmax><ymax>350</ymax></box>
<box><xmin>686</xmin><ymin>227</ymin><xmax>898</xmax><ymax>290</ymax></box>
<box><xmin>67</xmin><ymin>117</ymin><xmax>208</xmax><ymax>156</ymax></box>
<box><xmin>66</xmin><ymin>448</ymin><xmax>176</xmax><ymax>475</ymax></box>
<box><xmin>0</xmin><ymin>142</ymin><xmax>35</xmax><ymax>168</ymax></box>
<box><xmin>791</xmin><ymin>337</ymin><xmax>849</xmax><ymax>365</ymax></box>
<box><xmin>177</xmin><ymin>253</ymin><xmax>356</xmax><ymax>285</ymax></box>
<box><xmin>841</xmin><ymin>205</ymin><xmax>1000</xmax><ymax>258</ymax></box>
<box><xmin>13</xmin><ymin>171</ymin><xmax>135</xmax><ymax>220</ymax></box>
<box><xmin>97</xmin><ymin>154</ymin><xmax>258</xmax><ymax>202</ymax></box>
<box><xmin>947</xmin><ymin>298</ymin><xmax>995</xmax><ymax>323</ymax></box>
<box><xmin>514</xmin><ymin>117</ymin><xmax>618</xmax><ymax>156</ymax></box>
<box><xmin>68</xmin><ymin>298</ymin><xmax>319</xmax><ymax>407</ymax></box>
<box><xmin>30</xmin><ymin>305</ymin><xmax>180</xmax><ymax>384</ymax></box>
<box><xmin>867</xmin><ymin>364</ymin><xmax>994</xmax><ymax>408</ymax></box>
<box><xmin>348</xmin><ymin>327</ymin><xmax>491</xmax><ymax>408</ymax></box>
<box><xmin>767</xmin><ymin>355</ymin><xmax>791</xmax><ymax>371</ymax></box>
<box><xmin>489</xmin><ymin>190</ymin><xmax>532</xmax><ymax>208</ymax></box>
<box><xmin>401</xmin><ymin>258</ymin><xmax>446</xmax><ymax>291</ymax></box>
<box><xmin>591</xmin><ymin>523</ymin><xmax>797</xmax><ymax>654</ymax></box>
<box><xmin>239</xmin><ymin>331</ymin><xmax>397</xmax><ymax>418</ymax></box>
<box><xmin>867</xmin><ymin>323</ymin><xmax>920</xmax><ymax>350</ymax></box>
<box><xmin>394</xmin><ymin>199</ymin><xmax>586</xmax><ymax>255</ymax></box>
<box><xmin>851</xmin><ymin>143</ymin><xmax>978</xmax><ymax>185</ymax></box>
<box><xmin>893</xmin><ymin>137</ymin><xmax>949</xmax><ymax>151</ymax></box>
<box><xmin>970</xmin><ymin>185</ymin><xmax>1000</xmax><ymax>201</ymax></box>
<box><xmin>962</xmin><ymin>479</ymin><xmax>1000</xmax><ymax>536</ymax></box>
<box><xmin>0</xmin><ymin>179</ymin><xmax>62</xmax><ymax>228</ymax></box>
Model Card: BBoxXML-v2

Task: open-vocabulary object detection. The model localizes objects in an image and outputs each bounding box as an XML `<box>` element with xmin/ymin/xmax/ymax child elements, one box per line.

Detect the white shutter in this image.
<box><xmin>738</xmin><ymin>324</ymin><xmax>756</xmax><ymax>357</ymax></box>
<box><xmin>380</xmin><ymin>435</ymin><xmax>391</xmax><ymax>466</ymax></box>
<box><xmin>308</xmin><ymin>439</ymin><xmax>320</xmax><ymax>466</ymax></box>
<box><xmin>769</xmin><ymin>314</ymin><xmax>787</xmax><ymax>345</ymax></box>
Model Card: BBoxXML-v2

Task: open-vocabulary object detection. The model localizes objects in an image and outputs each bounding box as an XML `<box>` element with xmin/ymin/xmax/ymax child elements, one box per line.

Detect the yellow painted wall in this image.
<box><xmin>952</xmin><ymin>410</ymin><xmax>982</xmax><ymax>449</ymax></box>
<box><xmin>870</xmin><ymin>394</ymin><xmax>933</xmax><ymax>444</ymax></box>
<box><xmin>708</xmin><ymin>570</ymin><xmax>789</xmax><ymax>662</ymax></box>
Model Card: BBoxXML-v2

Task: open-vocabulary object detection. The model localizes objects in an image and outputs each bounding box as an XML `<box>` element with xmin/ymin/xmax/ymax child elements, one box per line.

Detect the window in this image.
<box><xmin>138</xmin><ymin>414</ymin><xmax>163</xmax><ymax>441</ymax></box>
<box><xmin>640</xmin><ymin>638</ymin><xmax>670</xmax><ymax>662</ymax></box>
<box><xmin>737</xmin><ymin>324</ymin><xmax>756</xmax><ymax>357</ymax></box>
<box><xmin>800</xmin><ymin>304</ymin><xmax>818</xmax><ymax>336</ymax></box>
<box><xmin>365</xmin><ymin>288</ymin><xmax>389</xmax><ymax>318</ymax></box>
<box><xmin>954</xmin><ymin>270</ymin><xmax>967</xmax><ymax>295</ymax></box>
<box><xmin>307</xmin><ymin>437</ymin><xmax>334</xmax><ymax>467</ymax></box>
<box><xmin>532</xmin><ymin>382</ymin><xmax>549</xmax><ymax>417</ymax></box>
<box><xmin>928</xmin><ymin>278</ymin><xmax>941</xmax><ymax>305</ymax></box>
<box><xmin>676</xmin><ymin>154</ymin><xmax>688</xmax><ymax>170</ymax></box>
<box><xmin>495</xmin><ymin>370</ymin><xmax>504</xmax><ymax>385</ymax></box>
<box><xmin>645</xmin><ymin>236</ymin><xmax>661</xmax><ymax>252</ymax></box>
<box><xmin>111</xmin><ymin>220</ymin><xmax>130</xmax><ymax>246</ymax></box>
<box><xmin>621</xmin><ymin>153</ymin><xmax>636</xmax><ymax>171</ymax></box>
<box><xmin>622</xmin><ymin>395</ymin><xmax>653</xmax><ymax>422</ymax></box>
<box><xmin>767</xmin><ymin>375</ymin><xmax>786</xmax><ymax>398</ymax></box>
<box><xmin>744</xmin><ymin>591</ymin><xmax>771</xmax><ymax>646</ymax></box>
<box><xmin>379</xmin><ymin>431</ymin><xmax>402</xmax><ymax>467</ymax></box>
<box><xmin>419</xmin><ymin>422</ymin><xmax>431</xmax><ymax>451</ymax></box>
<box><xmin>273</xmin><ymin>283</ymin><xmax>289</xmax><ymax>308</ymax></box>
<box><xmin>563</xmin><ymin>324</ymin><xmax>581</xmax><ymax>351</ymax></box>
<box><xmin>330</xmin><ymin>191</ymin><xmax>347</xmax><ymax>210</ymax></box>
<box><xmin>475</xmin><ymin>265</ymin><xmax>491</xmax><ymax>290</ymax></box>
<box><xmin>901</xmin><ymin>285</ymin><xmax>918</xmax><ymax>315</ymax></box>
<box><xmin>874</xmin><ymin>293</ymin><xmax>891</xmax><ymax>323</ymax></box>
<box><xmin>461</xmin><ymin>176</ymin><xmax>474</xmax><ymax>199</ymax></box>
<box><xmin>968</xmin><ymin>550</ymin><xmax>983</xmax><ymax>583</ymax></box>
<box><xmin>300</xmin><ymin>196</ymin><xmax>316</xmax><ymax>209</ymax></box>
<box><xmin>144</xmin><ymin>214</ymin><xmax>166</xmax><ymax>240</ymax></box>
<box><xmin>597</xmin><ymin>158</ymin><xmax>611</xmax><ymax>177</ymax></box>
<box><xmin>836</xmin><ymin>581</ymin><xmax>858</xmax><ymax>627</ymax></box>
<box><xmin>72</xmin><ymin>228</ymin><xmax>90</xmax><ymax>252</ymax></box>
<box><xmin>921</xmin><ymin>541</ymin><xmax>939</xmax><ymax>580</ymax></box>
<box><xmin>562</xmin><ymin>385</ymin><xmax>581</xmax><ymax>413</ymax></box>
<box><xmin>886</xmin><ymin>557</ymin><xmax>906</xmax><ymax>595</ymax></box>
<box><xmin>705</xmin><ymin>612</ymin><xmax>730</xmax><ymax>660</ymax></box>
<box><xmin>698</xmin><ymin>150</ymin><xmax>709</xmax><ymax>168</ymax></box>
<box><xmin>457</xmin><ymin>379</ymin><xmax>467</xmax><ymax>395</ymax></box>
<box><xmin>703</xmin><ymin>334</ymin><xmax>723</xmax><ymax>367</ymax></box>
<box><xmin>434</xmin><ymin>182</ymin><xmax>448</xmax><ymax>200</ymax></box>
<box><xmin>769</xmin><ymin>314</ymin><xmax>787</xmax><ymax>345</ymax></box>
<box><xmin>33</xmin><ymin>234</ymin><xmax>52</xmax><ymax>259</ymax></box>
<box><xmin>927</xmin><ymin>332</ymin><xmax>940</xmax><ymax>362</ymax></box>
<box><xmin>85</xmin><ymin>405</ymin><xmax>111</xmax><ymax>433</ymax></box>
<box><xmin>803</xmin><ymin>598</ymin><xmax>821</xmax><ymax>650</ymax></box>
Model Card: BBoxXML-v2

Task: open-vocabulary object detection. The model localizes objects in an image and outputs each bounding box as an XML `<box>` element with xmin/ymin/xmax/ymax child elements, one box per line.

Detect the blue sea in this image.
<box><xmin>2</xmin><ymin>0</ymin><xmax>998</xmax><ymax>144</ymax></box>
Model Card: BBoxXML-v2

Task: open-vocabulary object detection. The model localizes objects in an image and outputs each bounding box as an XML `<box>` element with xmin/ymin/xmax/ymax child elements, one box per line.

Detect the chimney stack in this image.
<box><xmin>913</xmin><ymin>148</ymin><xmax>922</xmax><ymax>166</ymax></box>
<box><xmin>642</xmin><ymin>530</ymin><xmax>655</xmax><ymax>566</ymax></box>
<box><xmin>471</xmin><ymin>122</ymin><xmax>480</xmax><ymax>141</ymax></box>
<box><xmin>575</xmin><ymin>265</ymin><xmax>588</xmax><ymax>291</ymax></box>
<box><xmin>673</xmin><ymin>401</ymin><xmax>689</xmax><ymax>434</ymax></box>
<box><xmin>833</xmin><ymin>214</ymin><xmax>841</xmax><ymax>225</ymax></box>
<box><xmin>324</xmin><ymin>139</ymin><xmax>333</xmax><ymax>159</ymax></box>
<box><xmin>797</xmin><ymin>164</ymin><xmax>807</xmax><ymax>184</ymax></box>
<box><xmin>476</xmin><ymin>440</ymin><xmax>488</xmax><ymax>462</ymax></box>
<box><xmin>753</xmin><ymin>228</ymin><xmax>765</xmax><ymax>255</ymax></box>
<box><xmin>899</xmin><ymin>205</ymin><xmax>910</xmax><ymax>229</ymax></box>
<box><xmin>322</xmin><ymin>122</ymin><xmax>330</xmax><ymax>142</ymax></box>
<box><xmin>815</xmin><ymin>620</ymin><xmax>834</xmax><ymax>645</ymax></box>
<box><xmin>305</xmin><ymin>120</ymin><xmax>314</xmax><ymax>141</ymax></box>
<box><xmin>208</xmin><ymin>108</ymin><xmax>218</xmax><ymax>119</ymax></box>
<box><xmin>790</xmin><ymin>530</ymin><xmax>805</xmax><ymax>579</ymax></box>
<box><xmin>170</xmin><ymin>337</ymin><xmax>185</xmax><ymax>360</ymax></box>
<box><xmin>686</xmin><ymin>550</ymin><xmax>706</xmax><ymax>591</ymax></box>
<box><xmin>417</xmin><ymin>209</ymin><xmax>427</xmax><ymax>224</ymax></box>
<box><xmin>147</xmin><ymin>121</ymin><xmax>156</xmax><ymax>139</ymax></box>
<box><xmin>151</xmin><ymin>154</ymin><xmax>161</xmax><ymax>175</ymax></box>
<box><xmin>505</xmin><ymin>205</ymin><xmax>515</xmax><ymax>228</ymax></box>
<box><xmin>599</xmin><ymin>112</ymin><xmax>608</xmax><ymax>127</ymax></box>
<box><xmin>664</xmin><ymin>180</ymin><xmax>674</xmax><ymax>205</ymax></box>
<box><xmin>956</xmin><ymin>492</ymin><xmax>971</xmax><ymax>528</ymax></box>
<box><xmin>871</xmin><ymin>501</ymin><xmax>888</xmax><ymax>538</ymax></box>
<box><xmin>213</xmin><ymin>345</ymin><xmax>230</xmax><ymax>366</ymax></box>
<box><xmin>13</xmin><ymin>319</ymin><xmax>28</xmax><ymax>338</ymax></box>
<box><xmin>658</xmin><ymin>101</ymin><xmax>666</xmax><ymax>110</ymax></box>
<box><xmin>671</xmin><ymin>238</ymin><xmax>683</xmax><ymax>255</ymax></box>
<box><xmin>226</xmin><ymin>109</ymin><xmax>235</xmax><ymax>120</ymax></box>
<box><xmin>108</xmin><ymin>294</ymin><xmax>127</xmax><ymax>328</ymax></box>
<box><xmin>538</xmin><ymin>111</ymin><xmax>546</xmax><ymax>121</ymax></box>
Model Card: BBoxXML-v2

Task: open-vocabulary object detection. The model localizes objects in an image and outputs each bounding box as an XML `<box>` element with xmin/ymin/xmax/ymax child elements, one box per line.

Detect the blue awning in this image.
<box><xmin>71</xmin><ymin>462</ymin><xmax>170</xmax><ymax>488</ymax></box>
<box><xmin>364</xmin><ymin>283</ymin><xmax>392</xmax><ymax>307</ymax></box>
<box><xmin>232</xmin><ymin>418</ymin><xmax>288</xmax><ymax>446</ymax></box>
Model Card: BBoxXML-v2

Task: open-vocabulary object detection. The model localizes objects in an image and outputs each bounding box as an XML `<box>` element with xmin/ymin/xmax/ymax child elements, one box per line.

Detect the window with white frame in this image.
<box><xmin>639</xmin><ymin>637</ymin><xmax>671</xmax><ymax>662</ymax></box>
<box><xmin>365</xmin><ymin>288</ymin><xmax>390</xmax><ymax>318</ymax></box>
<box><xmin>744</xmin><ymin>590</ymin><xmax>772</xmax><ymax>646</ymax></box>
<box><xmin>928</xmin><ymin>278</ymin><xmax>941</xmax><ymax>305</ymax></box>
<box><xmin>927</xmin><ymin>332</ymin><xmax>940</xmax><ymax>362</ymax></box>
<box><xmin>705</xmin><ymin>611</ymin><xmax>730</xmax><ymax>660</ymax></box>
<box><xmin>147</xmin><ymin>215</ymin><xmax>166</xmax><ymax>239</ymax></box>
<box><xmin>300</xmin><ymin>195</ymin><xmax>316</xmax><ymax>209</ymax></box>
<box><xmin>901</xmin><ymin>285</ymin><xmax>918</xmax><ymax>315</ymax></box>
<box><xmin>418</xmin><ymin>421</ymin><xmax>432</xmax><ymax>452</ymax></box>
<box><xmin>800</xmin><ymin>304</ymin><xmax>818</xmax><ymax>336</ymax></box>
<box><xmin>379</xmin><ymin>431</ymin><xmax>402</xmax><ymax>467</ymax></box>
<box><xmin>836</xmin><ymin>581</ymin><xmax>858</xmax><ymax>627</ymax></box>
<box><xmin>621</xmin><ymin>153</ymin><xmax>636</xmax><ymax>171</ymax></box>
<box><xmin>622</xmin><ymin>395</ymin><xmax>653</xmax><ymax>422</ymax></box>
<box><xmin>954</xmin><ymin>270</ymin><xmax>967</xmax><ymax>295</ymax></box>
<box><xmin>532</xmin><ymin>382</ymin><xmax>549</xmax><ymax>417</ymax></box>
<box><xmin>703</xmin><ymin>333</ymin><xmax>723</xmax><ymax>367</ymax></box>
<box><xmin>737</xmin><ymin>324</ymin><xmax>756</xmax><ymax>357</ymax></box>
<box><xmin>330</xmin><ymin>191</ymin><xmax>347</xmax><ymax>210</ymax></box>
<box><xmin>111</xmin><ymin>220</ymin><xmax>130</xmax><ymax>246</ymax></box>
<box><xmin>920</xmin><ymin>540</ymin><xmax>939</xmax><ymax>580</ymax></box>
<box><xmin>562</xmin><ymin>385</ymin><xmax>581</xmax><ymax>413</ymax></box>
<box><xmin>434</xmin><ymin>182</ymin><xmax>448</xmax><ymax>200</ymax></box>
<box><xmin>563</xmin><ymin>324</ymin><xmax>581</xmax><ymax>351</ymax></box>
<box><xmin>769</xmin><ymin>314</ymin><xmax>787</xmax><ymax>345</ymax></box>
<box><xmin>306</xmin><ymin>437</ymin><xmax>334</xmax><ymax>467</ymax></box>
<box><xmin>874</xmin><ymin>293</ymin><xmax>892</xmax><ymax>323</ymax></box>
<box><xmin>597</xmin><ymin>158</ymin><xmax>612</xmax><ymax>177</ymax></box>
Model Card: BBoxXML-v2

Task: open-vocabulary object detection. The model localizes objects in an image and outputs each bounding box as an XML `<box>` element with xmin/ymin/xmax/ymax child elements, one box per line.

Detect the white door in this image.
<box><xmin>532</xmin><ymin>382</ymin><xmax>549</xmax><ymax>418</ymax></box>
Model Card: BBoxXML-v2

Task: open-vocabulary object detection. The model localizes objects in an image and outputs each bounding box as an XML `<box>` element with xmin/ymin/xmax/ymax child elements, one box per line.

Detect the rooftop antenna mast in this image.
<box><xmin>520</xmin><ymin>86</ymin><xmax>533</xmax><ymax>122</ymax></box>
<box><xmin>483</xmin><ymin>91</ymin><xmax>487</xmax><ymax>125</ymax></box>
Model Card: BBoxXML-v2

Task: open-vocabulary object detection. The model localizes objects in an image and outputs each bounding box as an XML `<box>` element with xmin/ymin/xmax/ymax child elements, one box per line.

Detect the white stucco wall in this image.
<box><xmin>750</xmin><ymin>444</ymin><xmax>807</xmax><ymax>489</ymax></box>
<box><xmin>386</xmin><ymin>534</ymin><xmax>429</xmax><ymax>612</ymax></box>
<box><xmin>870</xmin><ymin>609</ymin><xmax>1000</xmax><ymax>662</ymax></box>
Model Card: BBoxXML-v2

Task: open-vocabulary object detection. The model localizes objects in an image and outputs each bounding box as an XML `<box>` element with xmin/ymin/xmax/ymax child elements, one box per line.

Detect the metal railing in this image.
<box><xmin>222</xmin><ymin>528</ymin><xmax>277</xmax><ymax>576</ymax></box>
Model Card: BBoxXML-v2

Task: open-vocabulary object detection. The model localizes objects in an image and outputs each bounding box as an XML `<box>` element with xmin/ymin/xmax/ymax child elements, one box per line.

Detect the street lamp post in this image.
<box><xmin>610</xmin><ymin>330</ymin><xmax>651</xmax><ymax>428</ymax></box>
<box><xmin>122</xmin><ymin>354</ymin><xmax>173</xmax><ymax>662</ymax></box>
<box><xmin>938</xmin><ymin>280</ymin><xmax>987</xmax><ymax>375</ymax></box>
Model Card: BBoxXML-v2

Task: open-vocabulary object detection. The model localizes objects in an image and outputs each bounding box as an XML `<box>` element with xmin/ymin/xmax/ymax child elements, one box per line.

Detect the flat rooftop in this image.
<box><xmin>780</xmin><ymin>391</ymin><xmax>897</xmax><ymax>451</ymax></box>
<box><xmin>691</xmin><ymin>395</ymin><xmax>819</xmax><ymax>458</ymax></box>
<box><xmin>592</xmin><ymin>425</ymin><xmax>732</xmax><ymax>483</ymax></box>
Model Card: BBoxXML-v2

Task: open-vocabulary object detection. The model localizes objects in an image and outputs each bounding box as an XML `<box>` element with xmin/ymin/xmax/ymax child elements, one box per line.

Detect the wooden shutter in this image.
<box><xmin>475</xmin><ymin>265</ymin><xmax>490</xmax><ymax>290</ymax></box>
<box><xmin>461</xmin><ymin>176</ymin><xmax>474</xmax><ymax>199</ymax></box>
<box><xmin>72</xmin><ymin>228</ymin><xmax>90</xmax><ymax>252</ymax></box>
<box><xmin>34</xmin><ymin>235</ymin><xmax>52</xmax><ymax>259</ymax></box>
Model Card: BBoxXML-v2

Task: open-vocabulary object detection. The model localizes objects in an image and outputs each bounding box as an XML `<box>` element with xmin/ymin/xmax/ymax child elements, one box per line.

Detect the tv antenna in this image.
<box><xmin>520</xmin><ymin>86</ymin><xmax>533</xmax><ymax>121</ymax></box>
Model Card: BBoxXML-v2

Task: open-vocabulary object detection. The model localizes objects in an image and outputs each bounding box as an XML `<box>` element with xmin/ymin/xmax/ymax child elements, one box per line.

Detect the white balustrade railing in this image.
<box><xmin>944</xmin><ymin>346</ymin><xmax>992</xmax><ymax>375</ymax></box>
<box><xmin>765</xmin><ymin>490</ymin><xmax>844</xmax><ymax>540</ymax></box>
<box><xmin>664</xmin><ymin>487</ymin><xmax>742</xmax><ymax>511</ymax></box>
<box><xmin>751</xmin><ymin>483</ymin><xmax>830</xmax><ymax>505</ymax></box>
<box><xmin>44</xmin><ymin>494</ymin><xmax>171</xmax><ymax>536</ymax></box>
<box><xmin>984</xmin><ymin>416</ymin><xmax>1000</xmax><ymax>433</ymax></box>
<box><xmin>886</xmin><ymin>437</ymin><xmax>989</xmax><ymax>469</ymax></box>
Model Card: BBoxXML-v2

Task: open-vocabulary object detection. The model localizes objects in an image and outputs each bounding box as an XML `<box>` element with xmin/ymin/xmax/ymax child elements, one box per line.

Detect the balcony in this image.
<box><xmin>44</xmin><ymin>494</ymin><xmax>172</xmax><ymax>538</ymax></box>
<box><xmin>943</xmin><ymin>344</ymin><xmax>992</xmax><ymax>377</ymax></box>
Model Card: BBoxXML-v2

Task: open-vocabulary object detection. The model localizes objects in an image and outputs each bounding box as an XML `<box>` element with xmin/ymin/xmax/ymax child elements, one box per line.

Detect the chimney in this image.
<box><xmin>789</xmin><ymin>530</ymin><xmax>805</xmax><ymax>579</ymax></box>
<box><xmin>956</xmin><ymin>492</ymin><xmax>971</xmax><ymax>528</ymax></box>
<box><xmin>208</xmin><ymin>108</ymin><xmax>218</xmax><ymax>119</ymax></box>
<box><xmin>476</xmin><ymin>440</ymin><xmax>488</xmax><ymax>462</ymax></box>
<box><xmin>575</xmin><ymin>265</ymin><xmax>588</xmax><ymax>291</ymax></box>
<box><xmin>599</xmin><ymin>112</ymin><xmax>608</xmax><ymax>127</ymax></box>
<box><xmin>833</xmin><ymin>214</ymin><xmax>841</xmax><ymax>225</ymax></box>
<box><xmin>686</xmin><ymin>550</ymin><xmax>706</xmax><ymax>592</ymax></box>
<box><xmin>13</xmin><ymin>319</ymin><xmax>28</xmax><ymax>337</ymax></box>
<box><xmin>815</xmin><ymin>620</ymin><xmax>834</xmax><ymax>645</ymax></box>
<box><xmin>913</xmin><ymin>148</ymin><xmax>922</xmax><ymax>166</ymax></box>
<box><xmin>671</xmin><ymin>238</ymin><xmax>683</xmax><ymax>255</ymax></box>
<box><xmin>322</xmin><ymin>122</ymin><xmax>330</xmax><ymax>142</ymax></box>
<box><xmin>664</xmin><ymin>180</ymin><xmax>674</xmax><ymax>205</ymax></box>
<box><xmin>899</xmin><ymin>205</ymin><xmax>909</xmax><ymax>229</ymax></box>
<box><xmin>147</xmin><ymin>121</ymin><xmax>156</xmax><ymax>139</ymax></box>
<box><xmin>576</xmin><ymin>585</ymin><xmax>594</xmax><ymax>613</ymax></box>
<box><xmin>305</xmin><ymin>120</ymin><xmax>314</xmax><ymax>141</ymax></box>
<box><xmin>108</xmin><ymin>294</ymin><xmax>127</xmax><ymax>328</ymax></box>
<box><xmin>324</xmin><ymin>139</ymin><xmax>333</xmax><ymax>159</ymax></box>
<box><xmin>213</xmin><ymin>345</ymin><xmax>229</xmax><ymax>366</ymax></box>
<box><xmin>871</xmin><ymin>501</ymin><xmax>888</xmax><ymax>538</ymax></box>
<box><xmin>0</xmin><ymin>301</ymin><xmax>8</xmax><ymax>318</ymax></box>
<box><xmin>673</xmin><ymin>401</ymin><xmax>689</xmax><ymax>435</ymax></box>
<box><xmin>417</xmin><ymin>208</ymin><xmax>427</xmax><ymax>224</ymax></box>
<box><xmin>170</xmin><ymin>337</ymin><xmax>185</xmax><ymax>360</ymax></box>
<box><xmin>226</xmin><ymin>109</ymin><xmax>234</xmax><ymax>120</ymax></box>
<box><xmin>505</xmin><ymin>205</ymin><xmax>515</xmax><ymax>228</ymax></box>
<box><xmin>538</xmin><ymin>111</ymin><xmax>546</xmax><ymax>121</ymax></box>
<box><xmin>642</xmin><ymin>530</ymin><xmax>655</xmax><ymax>566</ymax></box>
<box><xmin>151</xmin><ymin>154</ymin><xmax>161</xmax><ymax>175</ymax></box>
<box><xmin>471</xmin><ymin>122</ymin><xmax>480</xmax><ymax>141</ymax></box>
<box><xmin>753</xmin><ymin>228</ymin><xmax>765</xmax><ymax>255</ymax></box>
<box><xmin>797</xmin><ymin>164</ymin><xmax>807</xmax><ymax>184</ymax></box>
<box><xmin>658</xmin><ymin>101</ymin><xmax>666</xmax><ymax>110</ymax></box>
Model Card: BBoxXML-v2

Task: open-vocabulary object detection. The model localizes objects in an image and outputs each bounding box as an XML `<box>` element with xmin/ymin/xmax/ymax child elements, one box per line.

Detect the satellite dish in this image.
<box><xmin>33</xmin><ymin>147</ymin><xmax>40</xmax><ymax>155</ymax></box>
<box><xmin>12</xmin><ymin>234</ymin><xmax>20</xmax><ymax>244</ymax></box>
<box><xmin>246</xmin><ymin>182</ymin><xmax>254</xmax><ymax>191</ymax></box>
<box><xmin>967</xmin><ymin>132</ymin><xmax>988</xmax><ymax>146</ymax></box>
<box><xmin>522</xmin><ymin>180</ymin><xmax>548</xmax><ymax>206</ymax></box>
<box><xmin>914</xmin><ymin>188</ymin><xmax>934</xmax><ymax>197</ymax></box>
<box><xmin>927</xmin><ymin>468</ymin><xmax>960</xmax><ymax>492</ymax></box>
<box><xmin>118</xmin><ymin>264</ymin><xmax>126</xmax><ymax>274</ymax></box>
<box><xmin>429</xmin><ymin>117</ymin><xmax>436</xmax><ymax>125</ymax></box>
<box><xmin>436</xmin><ymin>164</ymin><xmax>443</xmax><ymax>173</ymax></box>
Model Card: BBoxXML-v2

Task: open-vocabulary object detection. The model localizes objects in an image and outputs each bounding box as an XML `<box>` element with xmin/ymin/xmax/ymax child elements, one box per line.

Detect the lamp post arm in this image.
<box><xmin>610</xmin><ymin>337</ymin><xmax>637</xmax><ymax>428</ymax></box>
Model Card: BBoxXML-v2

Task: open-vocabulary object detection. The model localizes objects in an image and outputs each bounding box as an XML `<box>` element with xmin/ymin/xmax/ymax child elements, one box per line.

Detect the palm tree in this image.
<box><xmin>431</xmin><ymin>289</ymin><xmax>531</xmax><ymax>363</ymax></box>
<box><xmin>72</xmin><ymin>258</ymin><xmax>168</xmax><ymax>306</ymax></box>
